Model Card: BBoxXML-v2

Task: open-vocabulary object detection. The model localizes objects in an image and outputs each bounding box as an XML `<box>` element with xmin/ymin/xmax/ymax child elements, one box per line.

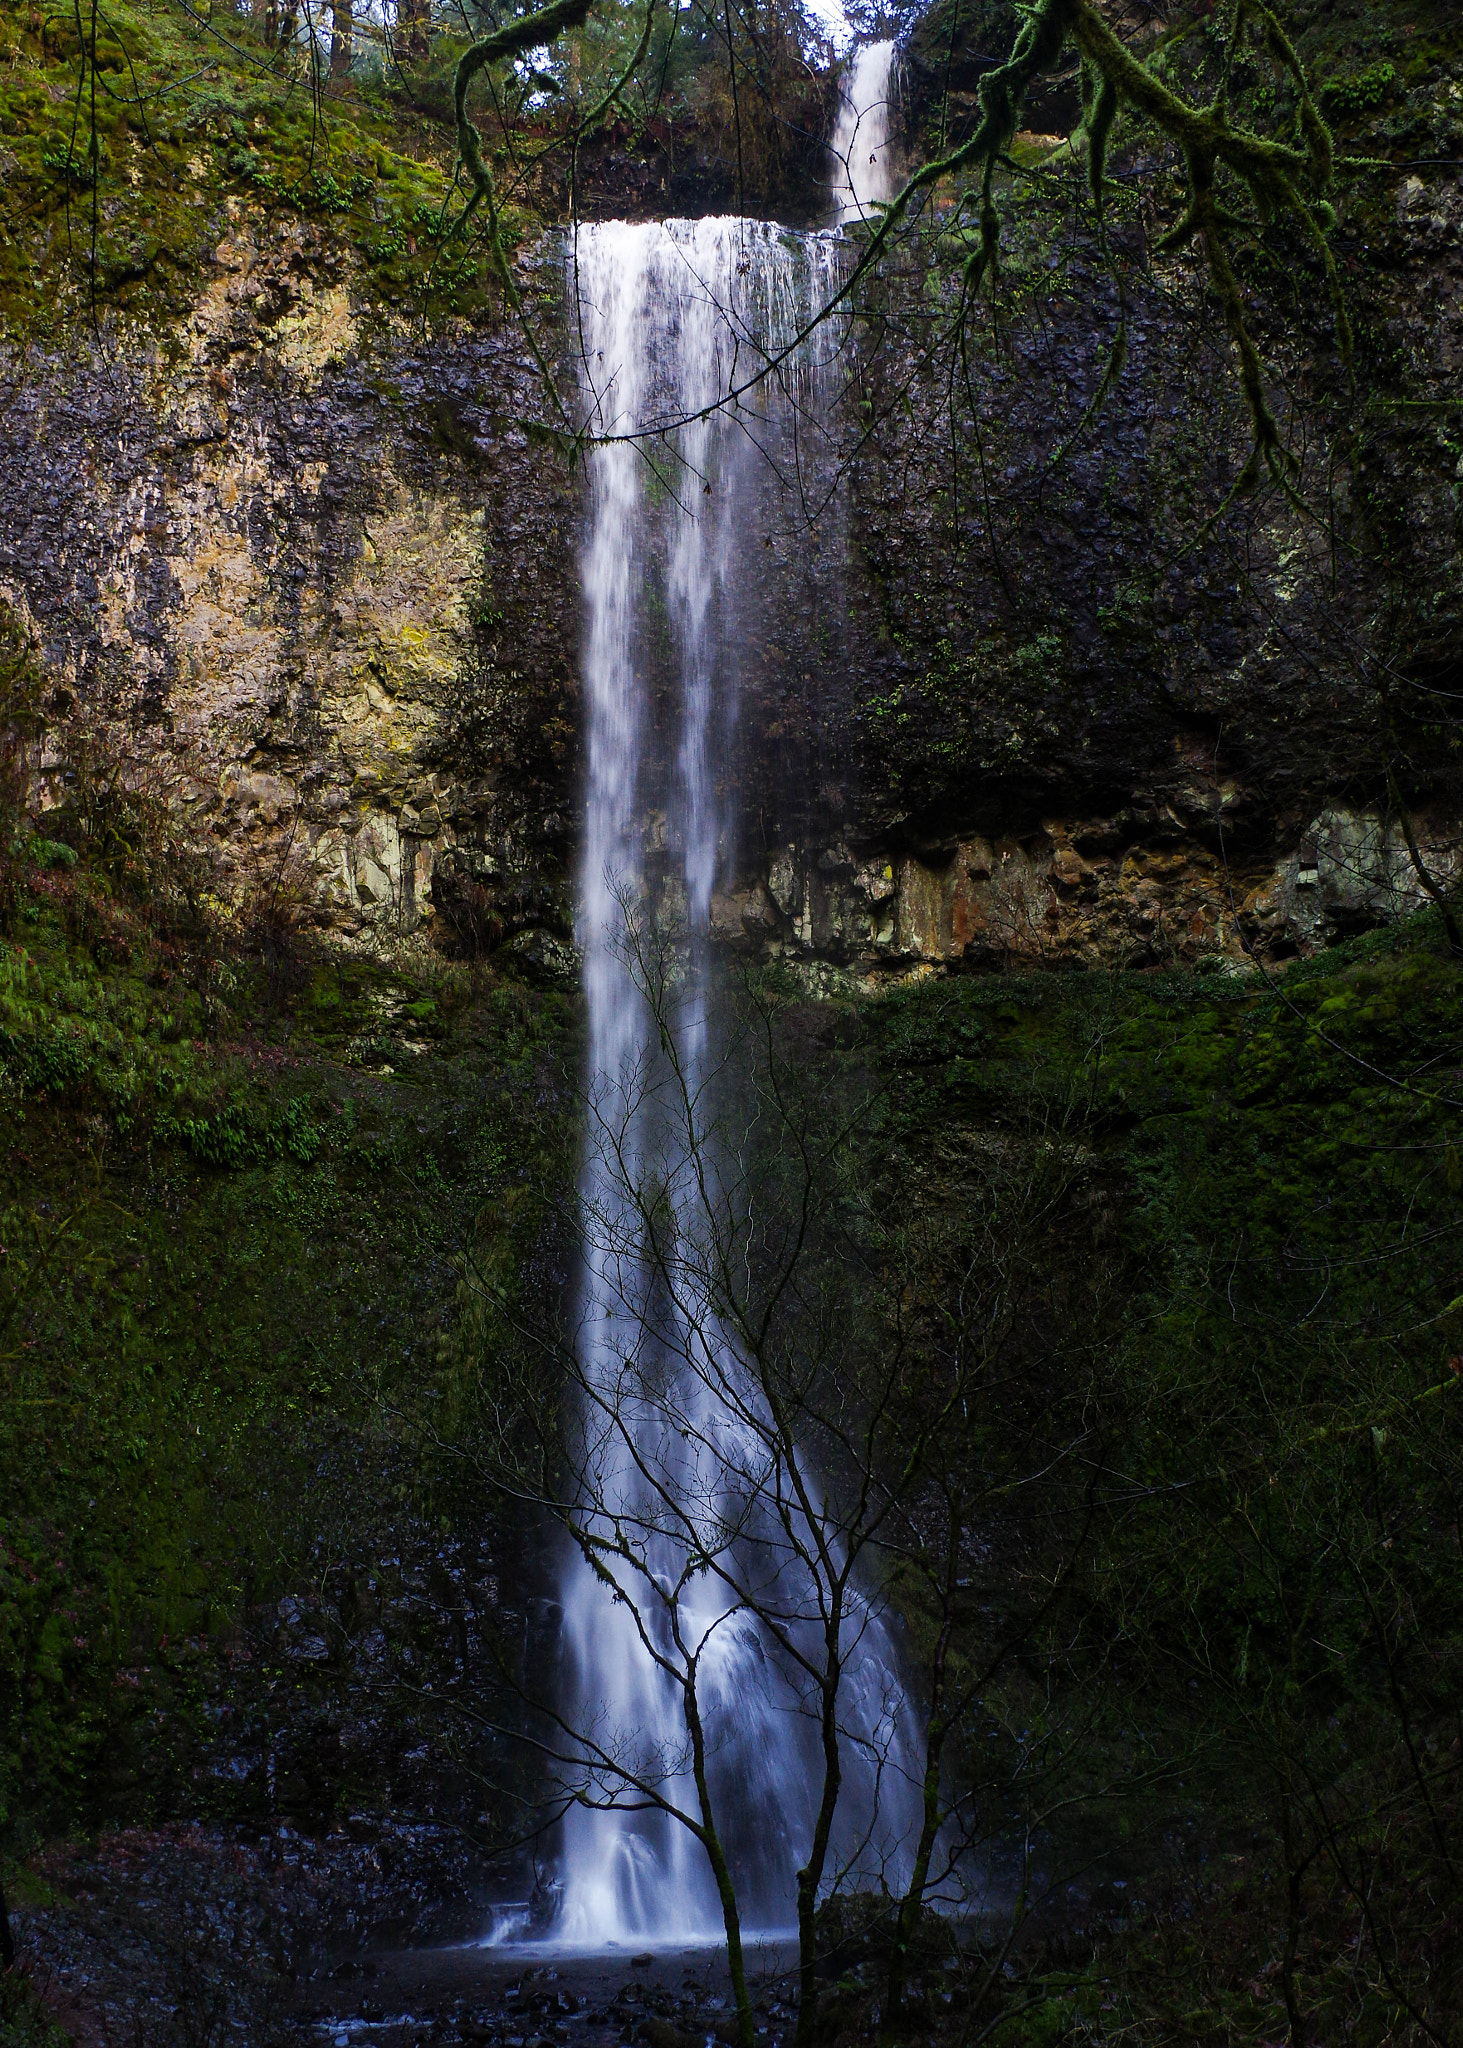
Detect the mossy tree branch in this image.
<box><xmin>448</xmin><ymin>0</ymin><xmax>659</xmax><ymax>421</ymax></box>
<box><xmin>1070</xmin><ymin>0</ymin><xmax>1346</xmax><ymax>492</ymax></box>
<box><xmin>447</xmin><ymin>0</ymin><xmax>596</xmax><ymax>396</ymax></box>
<box><xmin>1378</xmin><ymin>665</ymin><xmax>1463</xmax><ymax>957</ymax></box>
<box><xmin>832</xmin><ymin>0</ymin><xmax>1347</xmax><ymax>501</ymax></box>
<box><xmin>436</xmin><ymin>0</ymin><xmax>1347</xmax><ymax>503</ymax></box>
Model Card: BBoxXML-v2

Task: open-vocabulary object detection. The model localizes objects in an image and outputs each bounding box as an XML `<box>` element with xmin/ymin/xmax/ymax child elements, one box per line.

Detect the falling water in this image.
<box><xmin>542</xmin><ymin>217</ymin><xmax>922</xmax><ymax>1950</ymax></box>
<box><xmin>830</xmin><ymin>40</ymin><xmax>898</xmax><ymax>224</ymax></box>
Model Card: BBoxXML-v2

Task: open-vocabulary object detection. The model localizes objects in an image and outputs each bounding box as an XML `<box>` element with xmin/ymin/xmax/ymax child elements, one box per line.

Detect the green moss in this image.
<box><xmin>827</xmin><ymin>911</ymin><xmax>1463</xmax><ymax>2035</ymax></box>
<box><xmin>0</xmin><ymin>0</ymin><xmax>507</xmax><ymax>339</ymax></box>
<box><xmin>841</xmin><ymin>908</ymin><xmax>1463</xmax><ymax>1324</ymax></box>
<box><xmin>1319</xmin><ymin>59</ymin><xmax>1398</xmax><ymax>118</ymax></box>
<box><xmin>0</xmin><ymin>872</ymin><xmax>574</xmax><ymax>1844</ymax></box>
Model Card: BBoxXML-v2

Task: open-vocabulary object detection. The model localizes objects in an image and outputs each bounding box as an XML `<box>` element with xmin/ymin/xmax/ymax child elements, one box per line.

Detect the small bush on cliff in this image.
<box><xmin>1320</xmin><ymin>59</ymin><xmax>1398</xmax><ymax>119</ymax></box>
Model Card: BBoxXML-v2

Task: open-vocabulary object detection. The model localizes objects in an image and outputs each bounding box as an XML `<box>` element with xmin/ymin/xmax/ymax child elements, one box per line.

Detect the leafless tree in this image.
<box><xmin>447</xmin><ymin>905</ymin><xmax>1135</xmax><ymax>2045</ymax></box>
<box><xmin>455</xmin><ymin>899</ymin><xmax>930</xmax><ymax>2044</ymax></box>
<box><xmin>872</xmin><ymin>1090</ymin><xmax>1116</xmax><ymax>2021</ymax></box>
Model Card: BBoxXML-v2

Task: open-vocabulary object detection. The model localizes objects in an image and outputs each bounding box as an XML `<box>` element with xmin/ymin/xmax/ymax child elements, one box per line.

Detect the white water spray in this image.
<box><xmin>544</xmin><ymin>217</ymin><xmax>921</xmax><ymax>1951</ymax></box>
<box><xmin>831</xmin><ymin>40</ymin><xmax>898</xmax><ymax>224</ymax></box>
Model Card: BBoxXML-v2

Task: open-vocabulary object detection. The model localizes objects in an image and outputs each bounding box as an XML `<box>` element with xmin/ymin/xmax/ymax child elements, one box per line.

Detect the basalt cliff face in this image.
<box><xmin>3</xmin><ymin>210</ymin><xmax>581</xmax><ymax>956</ymax></box>
<box><xmin>3</xmin><ymin>39</ymin><xmax>1461</xmax><ymax>980</ymax></box>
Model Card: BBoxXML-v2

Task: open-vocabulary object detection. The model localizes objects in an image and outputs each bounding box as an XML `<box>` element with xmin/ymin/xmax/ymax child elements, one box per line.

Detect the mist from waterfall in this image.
<box><xmin>830</xmin><ymin>40</ymin><xmax>898</xmax><ymax>224</ymax></box>
<box><xmin>545</xmin><ymin>216</ymin><xmax>922</xmax><ymax>1950</ymax></box>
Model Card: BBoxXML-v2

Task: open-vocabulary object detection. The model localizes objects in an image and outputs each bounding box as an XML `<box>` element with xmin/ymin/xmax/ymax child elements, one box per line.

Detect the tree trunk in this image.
<box><xmin>1</xmin><ymin>1872</ymin><xmax>15</xmax><ymax>1970</ymax></box>
<box><xmin>329</xmin><ymin>0</ymin><xmax>352</xmax><ymax>75</ymax></box>
<box><xmin>686</xmin><ymin>1669</ymin><xmax>755</xmax><ymax>2048</ymax></box>
<box><xmin>793</xmin><ymin>1656</ymin><xmax>843</xmax><ymax>2048</ymax></box>
<box><xmin>885</xmin><ymin>1610</ymin><xmax>953</xmax><ymax>2031</ymax></box>
<box><xmin>1278</xmin><ymin>1791</ymin><xmax>1307</xmax><ymax>2048</ymax></box>
<box><xmin>398</xmin><ymin>0</ymin><xmax>429</xmax><ymax>62</ymax></box>
<box><xmin>1378</xmin><ymin>671</ymin><xmax>1463</xmax><ymax>956</ymax></box>
<box><xmin>1387</xmin><ymin>761</ymin><xmax>1463</xmax><ymax>956</ymax></box>
<box><xmin>252</xmin><ymin>0</ymin><xmax>280</xmax><ymax>46</ymax></box>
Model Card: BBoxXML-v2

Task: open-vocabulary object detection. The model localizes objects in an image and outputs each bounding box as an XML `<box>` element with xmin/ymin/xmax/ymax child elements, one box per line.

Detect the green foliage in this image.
<box><xmin>1319</xmin><ymin>60</ymin><xmax>1398</xmax><ymax>119</ymax></box>
<box><xmin>0</xmin><ymin>0</ymin><xmax>500</xmax><ymax>336</ymax></box>
<box><xmin>846</xmin><ymin>914</ymin><xmax>1463</xmax><ymax>2040</ymax></box>
<box><xmin>154</xmin><ymin>1095</ymin><xmax>322</xmax><ymax>1169</ymax></box>
<box><xmin>20</xmin><ymin>840</ymin><xmax>76</xmax><ymax>873</ymax></box>
<box><xmin>0</xmin><ymin>1018</ymin><xmax>93</xmax><ymax>1097</ymax></box>
<box><xmin>36</xmin><ymin>141</ymin><xmax>97</xmax><ymax>189</ymax></box>
<box><xmin>0</xmin><ymin>1959</ymin><xmax>70</xmax><ymax>2048</ymax></box>
<box><xmin>0</xmin><ymin>876</ymin><xmax>574</xmax><ymax>1848</ymax></box>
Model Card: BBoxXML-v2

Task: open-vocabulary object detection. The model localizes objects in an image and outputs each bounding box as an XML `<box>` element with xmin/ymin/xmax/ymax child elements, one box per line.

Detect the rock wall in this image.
<box><xmin>2</xmin><ymin>204</ymin><xmax>581</xmax><ymax>952</ymax></box>
<box><xmin>706</xmin><ymin>803</ymin><xmax>1461</xmax><ymax>980</ymax></box>
<box><xmin>706</xmin><ymin>148</ymin><xmax>1463</xmax><ymax>977</ymax></box>
<box><xmin>3</xmin><ymin>136</ymin><xmax>1461</xmax><ymax>978</ymax></box>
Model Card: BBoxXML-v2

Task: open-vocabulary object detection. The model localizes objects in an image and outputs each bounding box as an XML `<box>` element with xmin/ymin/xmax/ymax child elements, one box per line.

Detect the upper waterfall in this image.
<box><xmin>830</xmin><ymin>40</ymin><xmax>898</xmax><ymax>224</ymax></box>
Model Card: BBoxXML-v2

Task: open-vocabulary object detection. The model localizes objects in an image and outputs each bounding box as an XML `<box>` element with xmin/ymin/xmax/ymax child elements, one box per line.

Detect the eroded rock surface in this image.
<box><xmin>3</xmin><ymin>140</ymin><xmax>1461</xmax><ymax>976</ymax></box>
<box><xmin>3</xmin><ymin>207</ymin><xmax>578</xmax><ymax>952</ymax></box>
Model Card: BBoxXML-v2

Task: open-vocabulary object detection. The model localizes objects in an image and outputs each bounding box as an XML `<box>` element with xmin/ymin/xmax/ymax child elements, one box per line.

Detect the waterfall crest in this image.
<box><xmin>545</xmin><ymin>217</ymin><xmax>921</xmax><ymax>1951</ymax></box>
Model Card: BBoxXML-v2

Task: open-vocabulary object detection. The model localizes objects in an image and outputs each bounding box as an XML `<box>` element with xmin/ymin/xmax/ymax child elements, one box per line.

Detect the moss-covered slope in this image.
<box><xmin>0</xmin><ymin>854</ymin><xmax>573</xmax><ymax>1854</ymax></box>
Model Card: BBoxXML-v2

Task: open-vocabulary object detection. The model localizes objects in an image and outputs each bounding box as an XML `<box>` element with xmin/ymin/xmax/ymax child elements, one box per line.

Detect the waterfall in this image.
<box><xmin>830</xmin><ymin>40</ymin><xmax>898</xmax><ymax>225</ymax></box>
<box><xmin>538</xmin><ymin>217</ymin><xmax>921</xmax><ymax>1951</ymax></box>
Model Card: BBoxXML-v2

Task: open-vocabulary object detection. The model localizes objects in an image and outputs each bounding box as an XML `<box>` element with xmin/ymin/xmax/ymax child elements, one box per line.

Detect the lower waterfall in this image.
<box><xmin>542</xmin><ymin>217</ymin><xmax>923</xmax><ymax>1950</ymax></box>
